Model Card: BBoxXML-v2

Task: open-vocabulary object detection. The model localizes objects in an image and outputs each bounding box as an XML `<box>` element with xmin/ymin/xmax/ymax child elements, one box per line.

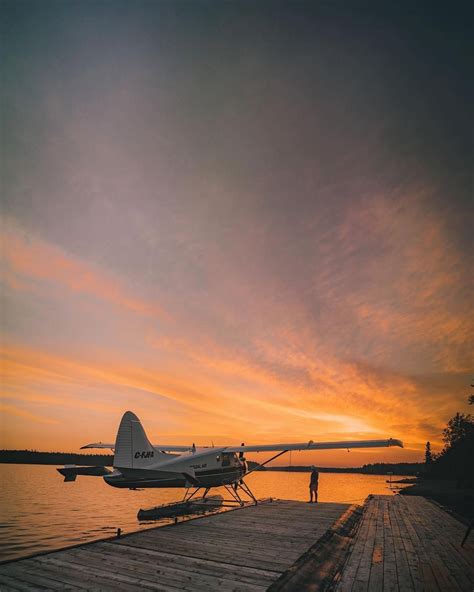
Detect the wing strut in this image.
<box><xmin>243</xmin><ymin>450</ymin><xmax>289</xmax><ymax>477</ymax></box>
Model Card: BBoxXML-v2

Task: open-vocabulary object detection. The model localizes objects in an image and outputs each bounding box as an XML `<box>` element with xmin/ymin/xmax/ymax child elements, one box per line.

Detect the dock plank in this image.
<box><xmin>389</xmin><ymin>496</ymin><xmax>415</xmax><ymax>592</ymax></box>
<box><xmin>63</xmin><ymin>546</ymin><xmax>267</xmax><ymax>592</ymax></box>
<box><xmin>0</xmin><ymin>564</ymin><xmax>77</xmax><ymax>590</ymax></box>
<box><xmin>367</xmin><ymin>497</ymin><xmax>385</xmax><ymax>592</ymax></box>
<box><xmin>381</xmin><ymin>501</ymin><xmax>398</xmax><ymax>592</ymax></box>
<box><xmin>96</xmin><ymin>542</ymin><xmax>277</xmax><ymax>586</ymax></box>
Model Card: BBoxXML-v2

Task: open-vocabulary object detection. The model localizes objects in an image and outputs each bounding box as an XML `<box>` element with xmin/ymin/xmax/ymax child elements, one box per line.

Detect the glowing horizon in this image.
<box><xmin>1</xmin><ymin>2</ymin><xmax>472</xmax><ymax>467</ymax></box>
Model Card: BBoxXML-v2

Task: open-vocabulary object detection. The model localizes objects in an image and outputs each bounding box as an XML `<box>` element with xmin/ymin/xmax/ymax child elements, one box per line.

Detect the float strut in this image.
<box><xmin>183</xmin><ymin>487</ymin><xmax>201</xmax><ymax>502</ymax></box>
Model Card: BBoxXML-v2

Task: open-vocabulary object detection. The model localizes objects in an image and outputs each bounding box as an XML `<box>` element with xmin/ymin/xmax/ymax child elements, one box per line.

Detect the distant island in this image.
<box><xmin>263</xmin><ymin>463</ymin><xmax>422</xmax><ymax>475</ymax></box>
<box><xmin>0</xmin><ymin>450</ymin><xmax>422</xmax><ymax>475</ymax></box>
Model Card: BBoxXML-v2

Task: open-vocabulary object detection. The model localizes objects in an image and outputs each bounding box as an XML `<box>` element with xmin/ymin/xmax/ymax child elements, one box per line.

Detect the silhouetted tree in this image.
<box><xmin>424</xmin><ymin>441</ymin><xmax>432</xmax><ymax>465</ymax></box>
<box><xmin>428</xmin><ymin>412</ymin><xmax>474</xmax><ymax>487</ymax></box>
<box><xmin>442</xmin><ymin>413</ymin><xmax>473</xmax><ymax>448</ymax></box>
<box><xmin>423</xmin><ymin>390</ymin><xmax>474</xmax><ymax>487</ymax></box>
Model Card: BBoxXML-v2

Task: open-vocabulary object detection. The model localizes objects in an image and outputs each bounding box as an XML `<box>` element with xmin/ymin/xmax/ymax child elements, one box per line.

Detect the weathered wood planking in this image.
<box><xmin>334</xmin><ymin>495</ymin><xmax>474</xmax><ymax>592</ymax></box>
<box><xmin>0</xmin><ymin>500</ymin><xmax>349</xmax><ymax>591</ymax></box>
<box><xmin>2</xmin><ymin>495</ymin><xmax>471</xmax><ymax>591</ymax></box>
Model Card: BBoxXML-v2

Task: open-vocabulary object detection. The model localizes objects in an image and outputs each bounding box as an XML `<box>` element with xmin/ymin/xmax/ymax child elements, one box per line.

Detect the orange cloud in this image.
<box><xmin>0</xmin><ymin>402</ymin><xmax>59</xmax><ymax>425</ymax></box>
<box><xmin>338</xmin><ymin>192</ymin><xmax>473</xmax><ymax>372</ymax></box>
<box><xmin>1</xmin><ymin>199</ymin><xmax>470</xmax><ymax>465</ymax></box>
<box><xmin>2</xmin><ymin>334</ymin><xmax>466</xmax><ymax>465</ymax></box>
<box><xmin>2</xmin><ymin>223</ymin><xmax>168</xmax><ymax>320</ymax></box>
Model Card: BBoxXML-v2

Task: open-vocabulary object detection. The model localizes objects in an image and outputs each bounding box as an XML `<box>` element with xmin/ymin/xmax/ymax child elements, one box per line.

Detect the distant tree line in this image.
<box><xmin>0</xmin><ymin>450</ymin><xmax>114</xmax><ymax>466</ymax></box>
<box><xmin>260</xmin><ymin>462</ymin><xmax>422</xmax><ymax>475</ymax></box>
<box><xmin>424</xmin><ymin>390</ymin><xmax>474</xmax><ymax>488</ymax></box>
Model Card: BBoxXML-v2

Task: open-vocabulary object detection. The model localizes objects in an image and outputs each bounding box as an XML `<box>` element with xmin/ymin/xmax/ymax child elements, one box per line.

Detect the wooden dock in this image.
<box><xmin>0</xmin><ymin>495</ymin><xmax>472</xmax><ymax>591</ymax></box>
<box><xmin>270</xmin><ymin>495</ymin><xmax>474</xmax><ymax>592</ymax></box>
<box><xmin>0</xmin><ymin>500</ymin><xmax>349</xmax><ymax>591</ymax></box>
<box><xmin>333</xmin><ymin>495</ymin><xmax>474</xmax><ymax>592</ymax></box>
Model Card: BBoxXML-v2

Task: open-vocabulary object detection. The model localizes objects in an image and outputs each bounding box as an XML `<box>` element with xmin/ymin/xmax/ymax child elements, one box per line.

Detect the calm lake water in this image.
<box><xmin>0</xmin><ymin>464</ymin><xmax>407</xmax><ymax>563</ymax></box>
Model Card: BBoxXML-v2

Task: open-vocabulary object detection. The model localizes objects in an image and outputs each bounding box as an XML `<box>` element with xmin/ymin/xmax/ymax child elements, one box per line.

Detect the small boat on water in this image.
<box><xmin>137</xmin><ymin>494</ymin><xmax>224</xmax><ymax>520</ymax></box>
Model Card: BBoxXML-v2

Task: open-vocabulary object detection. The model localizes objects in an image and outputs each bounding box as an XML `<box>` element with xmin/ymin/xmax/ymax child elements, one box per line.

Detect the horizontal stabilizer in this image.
<box><xmin>80</xmin><ymin>442</ymin><xmax>115</xmax><ymax>450</ymax></box>
<box><xmin>57</xmin><ymin>465</ymin><xmax>112</xmax><ymax>482</ymax></box>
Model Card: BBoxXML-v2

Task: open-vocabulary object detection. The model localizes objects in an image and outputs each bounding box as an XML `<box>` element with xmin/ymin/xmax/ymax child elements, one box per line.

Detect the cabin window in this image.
<box><xmin>222</xmin><ymin>453</ymin><xmax>231</xmax><ymax>467</ymax></box>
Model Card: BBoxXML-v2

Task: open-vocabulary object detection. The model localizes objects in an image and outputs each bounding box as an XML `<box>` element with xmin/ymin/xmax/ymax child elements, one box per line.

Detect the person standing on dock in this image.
<box><xmin>309</xmin><ymin>466</ymin><xmax>319</xmax><ymax>503</ymax></box>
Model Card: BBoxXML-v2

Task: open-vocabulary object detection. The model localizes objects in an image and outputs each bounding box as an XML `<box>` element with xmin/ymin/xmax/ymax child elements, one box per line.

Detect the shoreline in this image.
<box><xmin>0</xmin><ymin>459</ymin><xmax>416</xmax><ymax>476</ymax></box>
<box><xmin>400</xmin><ymin>478</ymin><xmax>473</xmax><ymax>523</ymax></box>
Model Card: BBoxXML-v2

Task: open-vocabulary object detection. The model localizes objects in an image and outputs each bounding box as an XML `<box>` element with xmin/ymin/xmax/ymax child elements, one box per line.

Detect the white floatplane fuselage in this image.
<box><xmin>104</xmin><ymin>447</ymin><xmax>245</xmax><ymax>489</ymax></box>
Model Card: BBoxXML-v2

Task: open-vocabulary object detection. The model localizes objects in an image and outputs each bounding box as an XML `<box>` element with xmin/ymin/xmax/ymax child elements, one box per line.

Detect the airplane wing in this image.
<box><xmin>225</xmin><ymin>438</ymin><xmax>403</xmax><ymax>453</ymax></box>
<box><xmin>152</xmin><ymin>445</ymin><xmax>195</xmax><ymax>452</ymax></box>
<box><xmin>80</xmin><ymin>442</ymin><xmax>194</xmax><ymax>452</ymax></box>
<box><xmin>81</xmin><ymin>438</ymin><xmax>403</xmax><ymax>452</ymax></box>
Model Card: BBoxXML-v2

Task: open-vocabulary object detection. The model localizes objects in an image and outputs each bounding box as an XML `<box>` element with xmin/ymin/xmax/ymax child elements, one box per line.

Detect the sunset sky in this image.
<box><xmin>1</xmin><ymin>2</ymin><xmax>472</xmax><ymax>466</ymax></box>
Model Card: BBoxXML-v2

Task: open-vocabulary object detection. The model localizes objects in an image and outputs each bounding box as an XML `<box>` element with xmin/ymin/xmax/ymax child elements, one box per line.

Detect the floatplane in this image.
<box><xmin>58</xmin><ymin>411</ymin><xmax>403</xmax><ymax>510</ymax></box>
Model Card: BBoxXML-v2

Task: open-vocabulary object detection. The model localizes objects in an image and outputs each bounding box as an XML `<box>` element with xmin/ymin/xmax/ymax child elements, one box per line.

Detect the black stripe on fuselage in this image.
<box><xmin>196</xmin><ymin>466</ymin><xmax>238</xmax><ymax>476</ymax></box>
<box><xmin>105</xmin><ymin>467</ymin><xmax>244</xmax><ymax>489</ymax></box>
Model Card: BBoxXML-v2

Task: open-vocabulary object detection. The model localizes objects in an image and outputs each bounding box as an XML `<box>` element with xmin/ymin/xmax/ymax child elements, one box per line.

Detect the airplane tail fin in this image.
<box><xmin>114</xmin><ymin>411</ymin><xmax>166</xmax><ymax>469</ymax></box>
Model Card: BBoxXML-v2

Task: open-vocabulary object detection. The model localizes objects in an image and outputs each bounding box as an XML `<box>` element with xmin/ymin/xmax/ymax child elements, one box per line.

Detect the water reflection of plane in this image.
<box><xmin>58</xmin><ymin>411</ymin><xmax>403</xmax><ymax>504</ymax></box>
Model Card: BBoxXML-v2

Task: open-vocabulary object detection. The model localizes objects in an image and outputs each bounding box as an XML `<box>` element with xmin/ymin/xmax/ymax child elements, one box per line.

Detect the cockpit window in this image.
<box><xmin>221</xmin><ymin>453</ymin><xmax>231</xmax><ymax>467</ymax></box>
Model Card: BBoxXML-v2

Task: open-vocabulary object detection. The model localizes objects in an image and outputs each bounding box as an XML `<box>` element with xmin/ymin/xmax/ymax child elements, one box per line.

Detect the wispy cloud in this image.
<box><xmin>0</xmin><ymin>403</ymin><xmax>59</xmax><ymax>425</ymax></box>
<box><xmin>2</xmin><ymin>221</ymin><xmax>168</xmax><ymax>320</ymax></box>
<box><xmin>2</xmin><ymin>187</ymin><xmax>471</xmax><ymax>463</ymax></box>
